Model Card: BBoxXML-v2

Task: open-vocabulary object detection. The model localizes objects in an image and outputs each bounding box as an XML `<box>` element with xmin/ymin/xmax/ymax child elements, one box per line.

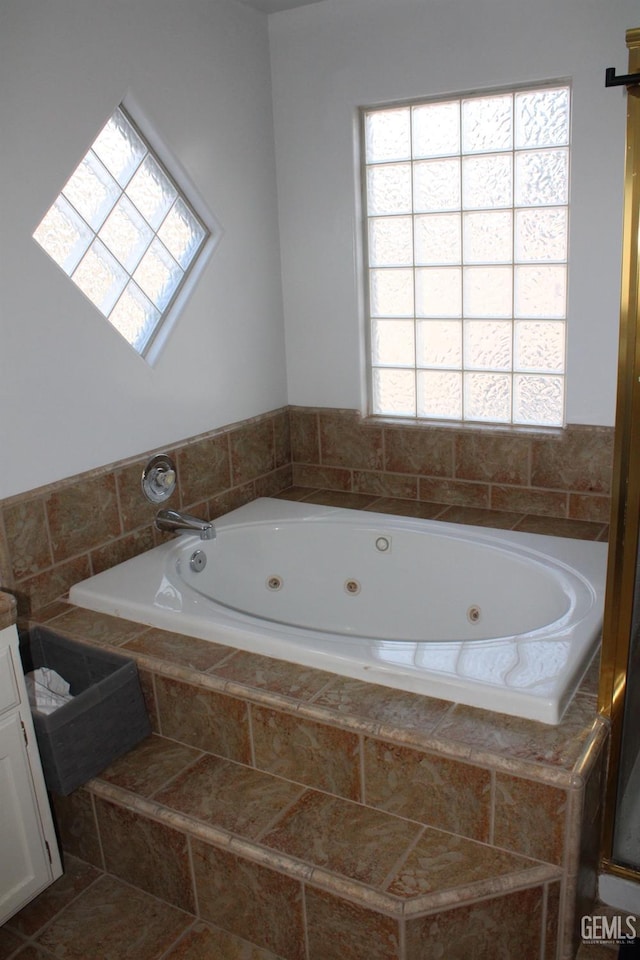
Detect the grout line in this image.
<box><xmin>247</xmin><ymin>700</ymin><xmax>256</xmax><ymax>768</ymax></box>
<box><xmin>489</xmin><ymin>769</ymin><xmax>496</xmax><ymax>846</ymax></box>
<box><xmin>252</xmin><ymin>785</ymin><xmax>308</xmax><ymax>844</ymax></box>
<box><xmin>8</xmin><ymin>862</ymin><xmax>107</xmax><ymax>951</ymax></box>
<box><xmin>357</xmin><ymin>733</ymin><xmax>366</xmax><ymax>804</ymax></box>
<box><xmin>206</xmin><ymin>647</ymin><xmax>241</xmax><ymax>672</ymax></box>
<box><xmin>146</xmin><ymin>748</ymin><xmax>206</xmax><ymax>801</ymax></box>
<box><xmin>41</xmin><ymin>496</ymin><xmax>57</xmax><ymax>576</ymax></box>
<box><xmin>90</xmin><ymin>790</ymin><xmax>107</xmax><ymax>873</ymax></box>
<box><xmin>221</xmin><ymin>431</ymin><xmax>233</xmax><ymax>494</ymax></box>
<box><xmin>150</xmin><ymin>670</ymin><xmax>163</xmax><ymax>737</ymax></box>
<box><xmin>301</xmin><ymin>882</ymin><xmax>311</xmax><ymax>960</ymax></box>
<box><xmin>185</xmin><ymin>835</ymin><xmax>201</xmax><ymax>923</ymax></box>
<box><xmin>317</xmin><ymin>411</ymin><xmax>323</xmax><ymax>466</ymax></box>
<box><xmin>112</xmin><ymin>470</ymin><xmax>125</xmax><ymax>540</ymax></box>
<box><xmin>156</xmin><ymin>920</ymin><xmax>201</xmax><ymax>960</ymax></box>
<box><xmin>306</xmin><ymin>674</ymin><xmax>338</xmax><ymax>705</ymax></box>
<box><xmin>379</xmin><ymin>824</ymin><xmax>426</xmax><ymax>893</ymax></box>
<box><xmin>398</xmin><ymin>914</ymin><xmax>407</xmax><ymax>960</ymax></box>
<box><xmin>539</xmin><ymin>879</ymin><xmax>550</xmax><ymax>960</ymax></box>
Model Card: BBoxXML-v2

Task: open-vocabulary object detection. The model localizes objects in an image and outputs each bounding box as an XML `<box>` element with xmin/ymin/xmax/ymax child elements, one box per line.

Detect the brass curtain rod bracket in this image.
<box><xmin>605</xmin><ymin>66</ymin><xmax>640</xmax><ymax>88</ymax></box>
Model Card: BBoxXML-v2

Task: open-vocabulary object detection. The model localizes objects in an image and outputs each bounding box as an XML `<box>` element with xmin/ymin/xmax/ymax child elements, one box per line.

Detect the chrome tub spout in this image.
<box><xmin>155</xmin><ymin>509</ymin><xmax>216</xmax><ymax>540</ymax></box>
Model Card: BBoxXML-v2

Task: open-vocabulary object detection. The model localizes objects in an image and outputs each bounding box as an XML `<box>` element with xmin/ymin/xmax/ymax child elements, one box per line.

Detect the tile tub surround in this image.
<box><xmin>0</xmin><ymin>408</ymin><xmax>293</xmax><ymax>616</ymax></box>
<box><xmin>290</xmin><ymin>409</ymin><xmax>614</xmax><ymax>525</ymax></box>
<box><xmin>0</xmin><ymin>407</ymin><xmax>611</xmax><ymax>616</ymax></box>
<box><xmin>25</xmin><ymin>602</ymin><xmax>609</xmax><ymax>960</ymax></box>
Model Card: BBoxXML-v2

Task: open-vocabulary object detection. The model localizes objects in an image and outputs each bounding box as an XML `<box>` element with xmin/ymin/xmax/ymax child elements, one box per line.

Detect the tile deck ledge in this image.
<box><xmin>29</xmin><ymin>601</ymin><xmax>605</xmax><ymax>789</ymax></box>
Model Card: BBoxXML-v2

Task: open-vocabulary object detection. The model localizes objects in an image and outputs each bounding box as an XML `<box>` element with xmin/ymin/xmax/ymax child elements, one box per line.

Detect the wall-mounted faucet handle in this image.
<box><xmin>156</xmin><ymin>468</ymin><xmax>176</xmax><ymax>490</ymax></box>
<box><xmin>142</xmin><ymin>454</ymin><xmax>177</xmax><ymax>503</ymax></box>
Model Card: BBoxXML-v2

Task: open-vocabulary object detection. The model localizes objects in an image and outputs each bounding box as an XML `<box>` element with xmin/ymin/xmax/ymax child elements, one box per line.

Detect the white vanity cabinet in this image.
<box><xmin>0</xmin><ymin>623</ymin><xmax>62</xmax><ymax>923</ymax></box>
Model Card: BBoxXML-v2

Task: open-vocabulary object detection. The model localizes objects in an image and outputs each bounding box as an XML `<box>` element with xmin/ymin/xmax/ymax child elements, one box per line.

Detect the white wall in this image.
<box><xmin>1</xmin><ymin>0</ymin><xmax>634</xmax><ymax>500</ymax></box>
<box><xmin>269</xmin><ymin>0</ymin><xmax>636</xmax><ymax>426</ymax></box>
<box><xmin>0</xmin><ymin>0</ymin><xmax>286</xmax><ymax>499</ymax></box>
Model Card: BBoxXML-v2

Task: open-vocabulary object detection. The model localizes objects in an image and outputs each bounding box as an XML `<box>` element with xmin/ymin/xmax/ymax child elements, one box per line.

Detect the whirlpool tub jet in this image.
<box><xmin>69</xmin><ymin>498</ymin><xmax>608</xmax><ymax>725</ymax></box>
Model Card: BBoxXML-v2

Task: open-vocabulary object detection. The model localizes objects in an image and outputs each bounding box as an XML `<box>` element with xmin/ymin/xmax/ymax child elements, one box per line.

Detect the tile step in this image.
<box><xmin>76</xmin><ymin>734</ymin><xmax>561</xmax><ymax>921</ymax></box>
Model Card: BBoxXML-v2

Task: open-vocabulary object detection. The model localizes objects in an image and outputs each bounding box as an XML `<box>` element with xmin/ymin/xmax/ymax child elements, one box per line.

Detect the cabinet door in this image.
<box><xmin>0</xmin><ymin>710</ymin><xmax>53</xmax><ymax>920</ymax></box>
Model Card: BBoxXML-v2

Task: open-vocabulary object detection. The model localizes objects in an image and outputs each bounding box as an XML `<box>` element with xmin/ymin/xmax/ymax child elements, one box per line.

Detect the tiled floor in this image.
<box><xmin>0</xmin><ymin>855</ymin><xmax>285</xmax><ymax>959</ymax></box>
<box><xmin>2</xmin><ymin>862</ymin><xmax>631</xmax><ymax>959</ymax></box>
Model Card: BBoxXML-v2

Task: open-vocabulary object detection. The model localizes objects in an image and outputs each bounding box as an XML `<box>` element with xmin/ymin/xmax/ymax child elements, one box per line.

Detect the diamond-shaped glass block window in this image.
<box><xmin>33</xmin><ymin>106</ymin><xmax>211</xmax><ymax>358</ymax></box>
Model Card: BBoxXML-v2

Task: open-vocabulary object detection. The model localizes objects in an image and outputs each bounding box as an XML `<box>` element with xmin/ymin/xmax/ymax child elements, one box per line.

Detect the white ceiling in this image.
<box><xmin>237</xmin><ymin>0</ymin><xmax>326</xmax><ymax>13</ymax></box>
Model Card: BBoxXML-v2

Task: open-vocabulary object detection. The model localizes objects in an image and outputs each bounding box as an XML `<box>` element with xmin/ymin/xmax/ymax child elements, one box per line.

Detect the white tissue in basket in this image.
<box><xmin>25</xmin><ymin>667</ymin><xmax>72</xmax><ymax>715</ymax></box>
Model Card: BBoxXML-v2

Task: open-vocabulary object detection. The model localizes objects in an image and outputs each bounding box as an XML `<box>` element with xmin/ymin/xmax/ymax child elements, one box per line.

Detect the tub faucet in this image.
<box><xmin>155</xmin><ymin>509</ymin><xmax>216</xmax><ymax>540</ymax></box>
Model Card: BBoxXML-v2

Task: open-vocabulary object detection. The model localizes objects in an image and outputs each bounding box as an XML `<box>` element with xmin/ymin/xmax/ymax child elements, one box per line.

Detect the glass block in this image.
<box><xmin>370</xmin><ymin>268</ymin><xmax>414</xmax><ymax>317</ymax></box>
<box><xmin>464</xmin><ymin>320</ymin><xmax>512</xmax><ymax>370</ymax></box>
<box><xmin>515</xmin><ymin>207</ymin><xmax>568</xmax><ymax>262</ymax></box>
<box><xmin>98</xmin><ymin>195</ymin><xmax>153</xmax><ymax>272</ymax></box>
<box><xmin>72</xmin><ymin>239</ymin><xmax>128</xmax><ymax>315</ymax></box>
<box><xmin>514</xmin><ymin>320</ymin><xmax>565</xmax><ymax>372</ymax></box>
<box><xmin>367</xmin><ymin>164</ymin><xmax>412</xmax><ymax>216</ymax></box>
<box><xmin>417</xmin><ymin>320</ymin><xmax>462</xmax><ymax>368</ymax></box>
<box><xmin>126</xmin><ymin>155</ymin><xmax>177</xmax><ymax>230</ymax></box>
<box><xmin>368</xmin><ymin>217</ymin><xmax>413</xmax><ymax>267</ymax></box>
<box><xmin>92</xmin><ymin>108</ymin><xmax>147</xmax><ymax>187</ymax></box>
<box><xmin>413</xmin><ymin>159</ymin><xmax>461</xmax><ymax>212</ymax></box>
<box><xmin>417</xmin><ymin>370</ymin><xmax>462</xmax><ymax>419</ymax></box>
<box><xmin>462</xmin><ymin>95</ymin><xmax>513</xmax><ymax>154</ymax></box>
<box><xmin>463</xmin><ymin>211</ymin><xmax>512</xmax><ymax>264</ymax></box>
<box><xmin>464</xmin><ymin>372</ymin><xmax>511</xmax><ymax>423</ymax></box>
<box><xmin>463</xmin><ymin>266</ymin><xmax>512</xmax><ymax>318</ymax></box>
<box><xmin>372</xmin><ymin>368</ymin><xmax>416</xmax><ymax>416</ymax></box>
<box><xmin>515</xmin><ymin>87</ymin><xmax>570</xmax><ymax>149</ymax></box>
<box><xmin>416</xmin><ymin>267</ymin><xmax>462</xmax><ymax>317</ymax></box>
<box><xmin>412</xmin><ymin>101</ymin><xmax>460</xmax><ymax>158</ymax></box>
<box><xmin>108</xmin><ymin>281</ymin><xmax>161</xmax><ymax>353</ymax></box>
<box><xmin>365</xmin><ymin>108</ymin><xmax>411</xmax><ymax>163</ymax></box>
<box><xmin>371</xmin><ymin>319</ymin><xmax>415</xmax><ymax>366</ymax></box>
<box><xmin>515</xmin><ymin>149</ymin><xmax>569</xmax><ymax>207</ymax></box>
<box><xmin>133</xmin><ymin>238</ymin><xmax>183</xmax><ymax>311</ymax></box>
<box><xmin>414</xmin><ymin>214</ymin><xmax>461</xmax><ymax>265</ymax></box>
<box><xmin>31</xmin><ymin>101</ymin><xmax>214</xmax><ymax>362</ymax></box>
<box><xmin>158</xmin><ymin>198</ymin><xmax>207</xmax><ymax>269</ymax></box>
<box><xmin>62</xmin><ymin>151</ymin><xmax>121</xmax><ymax>231</ymax></box>
<box><xmin>515</xmin><ymin>265</ymin><xmax>566</xmax><ymax>318</ymax></box>
<box><xmin>513</xmin><ymin>374</ymin><xmax>564</xmax><ymax>426</ymax></box>
<box><xmin>33</xmin><ymin>195</ymin><xmax>93</xmax><ymax>274</ymax></box>
<box><xmin>462</xmin><ymin>154</ymin><xmax>512</xmax><ymax>209</ymax></box>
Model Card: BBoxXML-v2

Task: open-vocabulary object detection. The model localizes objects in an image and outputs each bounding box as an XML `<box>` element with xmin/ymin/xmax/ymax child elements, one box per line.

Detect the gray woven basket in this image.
<box><xmin>21</xmin><ymin>626</ymin><xmax>151</xmax><ymax>796</ymax></box>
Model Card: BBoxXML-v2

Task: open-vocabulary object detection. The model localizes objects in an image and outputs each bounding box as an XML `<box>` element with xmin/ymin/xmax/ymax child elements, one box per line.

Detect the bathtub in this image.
<box><xmin>69</xmin><ymin>497</ymin><xmax>608</xmax><ymax>724</ymax></box>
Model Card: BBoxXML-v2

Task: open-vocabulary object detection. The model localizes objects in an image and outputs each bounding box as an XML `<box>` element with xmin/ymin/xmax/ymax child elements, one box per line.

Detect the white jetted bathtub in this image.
<box><xmin>69</xmin><ymin>497</ymin><xmax>608</xmax><ymax>724</ymax></box>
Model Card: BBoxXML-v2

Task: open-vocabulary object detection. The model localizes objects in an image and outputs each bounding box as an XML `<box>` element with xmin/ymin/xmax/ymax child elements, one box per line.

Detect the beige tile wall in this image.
<box><xmin>0</xmin><ymin>405</ymin><xmax>614</xmax><ymax>615</ymax></box>
<box><xmin>291</xmin><ymin>408</ymin><xmax>614</xmax><ymax>523</ymax></box>
<box><xmin>0</xmin><ymin>408</ymin><xmax>291</xmax><ymax>615</ymax></box>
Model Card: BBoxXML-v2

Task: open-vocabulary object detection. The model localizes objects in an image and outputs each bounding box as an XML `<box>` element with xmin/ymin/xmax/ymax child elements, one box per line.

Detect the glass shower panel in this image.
<box><xmin>612</xmin><ymin>536</ymin><xmax>640</xmax><ymax>871</ymax></box>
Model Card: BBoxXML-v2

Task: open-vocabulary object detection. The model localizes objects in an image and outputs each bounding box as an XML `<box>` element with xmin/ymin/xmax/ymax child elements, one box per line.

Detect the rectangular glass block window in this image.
<box><xmin>363</xmin><ymin>83</ymin><xmax>570</xmax><ymax>426</ymax></box>
<box><xmin>33</xmin><ymin>106</ymin><xmax>211</xmax><ymax>359</ymax></box>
